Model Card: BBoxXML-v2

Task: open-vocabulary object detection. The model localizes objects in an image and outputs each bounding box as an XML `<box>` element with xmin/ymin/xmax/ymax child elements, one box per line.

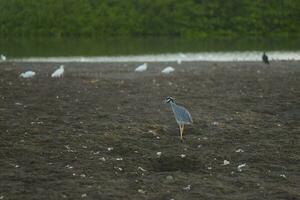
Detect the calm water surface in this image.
<box><xmin>1</xmin><ymin>37</ymin><xmax>300</xmax><ymax>61</ymax></box>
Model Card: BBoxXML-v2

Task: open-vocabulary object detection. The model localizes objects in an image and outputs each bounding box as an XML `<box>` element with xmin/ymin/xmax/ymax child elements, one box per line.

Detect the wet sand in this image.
<box><xmin>0</xmin><ymin>61</ymin><xmax>299</xmax><ymax>199</ymax></box>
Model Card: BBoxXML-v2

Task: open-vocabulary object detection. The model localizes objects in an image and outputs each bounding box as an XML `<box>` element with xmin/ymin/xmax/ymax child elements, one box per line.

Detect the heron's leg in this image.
<box><xmin>179</xmin><ymin>125</ymin><xmax>183</xmax><ymax>141</ymax></box>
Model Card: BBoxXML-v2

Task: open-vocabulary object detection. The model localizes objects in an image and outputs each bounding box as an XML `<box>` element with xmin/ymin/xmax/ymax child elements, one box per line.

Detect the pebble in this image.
<box><xmin>235</xmin><ymin>149</ymin><xmax>244</xmax><ymax>153</ymax></box>
<box><xmin>180</xmin><ymin>154</ymin><xmax>186</xmax><ymax>158</ymax></box>
<box><xmin>156</xmin><ymin>152</ymin><xmax>162</xmax><ymax>157</ymax></box>
<box><xmin>138</xmin><ymin>189</ymin><xmax>146</xmax><ymax>194</ymax></box>
<box><xmin>138</xmin><ymin>167</ymin><xmax>147</xmax><ymax>172</ymax></box>
<box><xmin>237</xmin><ymin>163</ymin><xmax>247</xmax><ymax>172</ymax></box>
<box><xmin>182</xmin><ymin>185</ymin><xmax>191</xmax><ymax>191</ymax></box>
<box><xmin>166</xmin><ymin>175</ymin><xmax>174</xmax><ymax>181</ymax></box>
<box><xmin>107</xmin><ymin>147</ymin><xmax>114</xmax><ymax>151</ymax></box>
<box><xmin>99</xmin><ymin>157</ymin><xmax>106</xmax><ymax>161</ymax></box>
<box><xmin>280</xmin><ymin>174</ymin><xmax>286</xmax><ymax>178</ymax></box>
<box><xmin>81</xmin><ymin>193</ymin><xmax>87</xmax><ymax>198</ymax></box>
<box><xmin>223</xmin><ymin>160</ymin><xmax>230</xmax><ymax>165</ymax></box>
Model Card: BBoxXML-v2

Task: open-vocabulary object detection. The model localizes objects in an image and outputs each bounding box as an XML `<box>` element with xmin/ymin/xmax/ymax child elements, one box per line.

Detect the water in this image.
<box><xmin>1</xmin><ymin>37</ymin><xmax>300</xmax><ymax>61</ymax></box>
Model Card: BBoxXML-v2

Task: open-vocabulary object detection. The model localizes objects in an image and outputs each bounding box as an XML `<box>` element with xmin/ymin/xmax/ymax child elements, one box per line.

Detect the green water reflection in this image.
<box><xmin>1</xmin><ymin>37</ymin><xmax>299</xmax><ymax>58</ymax></box>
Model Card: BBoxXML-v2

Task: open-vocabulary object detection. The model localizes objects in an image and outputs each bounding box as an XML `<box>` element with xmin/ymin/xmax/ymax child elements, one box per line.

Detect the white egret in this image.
<box><xmin>51</xmin><ymin>65</ymin><xmax>64</xmax><ymax>78</ymax></box>
<box><xmin>161</xmin><ymin>66</ymin><xmax>175</xmax><ymax>74</ymax></box>
<box><xmin>135</xmin><ymin>63</ymin><xmax>147</xmax><ymax>72</ymax></box>
<box><xmin>1</xmin><ymin>54</ymin><xmax>6</xmax><ymax>61</ymax></box>
<box><xmin>20</xmin><ymin>71</ymin><xmax>36</xmax><ymax>78</ymax></box>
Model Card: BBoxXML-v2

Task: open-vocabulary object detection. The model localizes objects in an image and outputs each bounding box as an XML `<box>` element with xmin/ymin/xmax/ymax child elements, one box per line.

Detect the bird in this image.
<box><xmin>51</xmin><ymin>65</ymin><xmax>64</xmax><ymax>78</ymax></box>
<box><xmin>135</xmin><ymin>63</ymin><xmax>147</xmax><ymax>72</ymax></box>
<box><xmin>262</xmin><ymin>52</ymin><xmax>269</xmax><ymax>64</ymax></box>
<box><xmin>164</xmin><ymin>97</ymin><xmax>193</xmax><ymax>141</ymax></box>
<box><xmin>20</xmin><ymin>71</ymin><xmax>36</xmax><ymax>78</ymax></box>
<box><xmin>1</xmin><ymin>54</ymin><xmax>6</xmax><ymax>61</ymax></box>
<box><xmin>161</xmin><ymin>66</ymin><xmax>175</xmax><ymax>74</ymax></box>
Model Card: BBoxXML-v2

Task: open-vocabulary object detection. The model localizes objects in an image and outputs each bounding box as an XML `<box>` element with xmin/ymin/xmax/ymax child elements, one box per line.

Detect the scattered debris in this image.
<box><xmin>65</xmin><ymin>165</ymin><xmax>73</xmax><ymax>169</ymax></box>
<box><xmin>207</xmin><ymin>166</ymin><xmax>212</xmax><ymax>170</ymax></box>
<box><xmin>182</xmin><ymin>185</ymin><xmax>191</xmax><ymax>191</ymax></box>
<box><xmin>180</xmin><ymin>154</ymin><xmax>186</xmax><ymax>158</ymax></box>
<box><xmin>107</xmin><ymin>147</ymin><xmax>114</xmax><ymax>151</ymax></box>
<box><xmin>212</xmin><ymin>121</ymin><xmax>219</xmax><ymax>126</ymax></box>
<box><xmin>138</xmin><ymin>189</ymin><xmax>146</xmax><ymax>194</ymax></box>
<box><xmin>237</xmin><ymin>163</ymin><xmax>247</xmax><ymax>172</ymax></box>
<box><xmin>166</xmin><ymin>175</ymin><xmax>174</xmax><ymax>181</ymax></box>
<box><xmin>99</xmin><ymin>157</ymin><xmax>106</xmax><ymax>161</ymax></box>
<box><xmin>280</xmin><ymin>174</ymin><xmax>286</xmax><ymax>178</ymax></box>
<box><xmin>235</xmin><ymin>149</ymin><xmax>244</xmax><ymax>153</ymax></box>
<box><xmin>115</xmin><ymin>158</ymin><xmax>123</xmax><ymax>161</ymax></box>
<box><xmin>114</xmin><ymin>167</ymin><xmax>123</xmax><ymax>171</ymax></box>
<box><xmin>138</xmin><ymin>167</ymin><xmax>147</xmax><ymax>172</ymax></box>
<box><xmin>223</xmin><ymin>160</ymin><xmax>230</xmax><ymax>165</ymax></box>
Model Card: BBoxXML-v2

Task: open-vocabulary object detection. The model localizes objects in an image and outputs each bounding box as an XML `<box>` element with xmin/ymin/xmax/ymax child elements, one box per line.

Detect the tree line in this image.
<box><xmin>0</xmin><ymin>0</ymin><xmax>299</xmax><ymax>38</ymax></box>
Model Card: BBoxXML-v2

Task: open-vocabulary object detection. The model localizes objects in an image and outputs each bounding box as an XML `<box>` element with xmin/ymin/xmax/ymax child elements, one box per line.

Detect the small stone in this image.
<box><xmin>237</xmin><ymin>163</ymin><xmax>247</xmax><ymax>172</ymax></box>
<box><xmin>197</xmin><ymin>144</ymin><xmax>202</xmax><ymax>148</ymax></box>
<box><xmin>99</xmin><ymin>157</ymin><xmax>106</xmax><ymax>161</ymax></box>
<box><xmin>138</xmin><ymin>189</ymin><xmax>146</xmax><ymax>194</ymax></box>
<box><xmin>156</xmin><ymin>152</ymin><xmax>162</xmax><ymax>157</ymax></box>
<box><xmin>207</xmin><ymin>166</ymin><xmax>212</xmax><ymax>170</ymax></box>
<box><xmin>180</xmin><ymin>154</ymin><xmax>186</xmax><ymax>158</ymax></box>
<box><xmin>0</xmin><ymin>195</ymin><xmax>4</xmax><ymax>199</ymax></box>
<box><xmin>280</xmin><ymin>174</ymin><xmax>286</xmax><ymax>178</ymax></box>
<box><xmin>80</xmin><ymin>174</ymin><xmax>86</xmax><ymax>178</ymax></box>
<box><xmin>107</xmin><ymin>147</ymin><xmax>114</xmax><ymax>151</ymax></box>
<box><xmin>166</xmin><ymin>175</ymin><xmax>174</xmax><ymax>181</ymax></box>
<box><xmin>182</xmin><ymin>185</ymin><xmax>191</xmax><ymax>191</ymax></box>
<box><xmin>115</xmin><ymin>158</ymin><xmax>123</xmax><ymax>161</ymax></box>
<box><xmin>81</xmin><ymin>193</ymin><xmax>87</xmax><ymax>198</ymax></box>
<box><xmin>212</xmin><ymin>121</ymin><xmax>219</xmax><ymax>126</ymax></box>
<box><xmin>15</xmin><ymin>165</ymin><xmax>19</xmax><ymax>168</ymax></box>
<box><xmin>235</xmin><ymin>149</ymin><xmax>244</xmax><ymax>153</ymax></box>
<box><xmin>223</xmin><ymin>160</ymin><xmax>230</xmax><ymax>165</ymax></box>
<box><xmin>138</xmin><ymin>167</ymin><xmax>147</xmax><ymax>172</ymax></box>
<box><xmin>114</xmin><ymin>167</ymin><xmax>123</xmax><ymax>171</ymax></box>
<box><xmin>65</xmin><ymin>165</ymin><xmax>73</xmax><ymax>169</ymax></box>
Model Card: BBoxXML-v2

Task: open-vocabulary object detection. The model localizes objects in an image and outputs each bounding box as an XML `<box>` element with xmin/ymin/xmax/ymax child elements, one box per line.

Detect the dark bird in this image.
<box><xmin>262</xmin><ymin>52</ymin><xmax>269</xmax><ymax>64</ymax></box>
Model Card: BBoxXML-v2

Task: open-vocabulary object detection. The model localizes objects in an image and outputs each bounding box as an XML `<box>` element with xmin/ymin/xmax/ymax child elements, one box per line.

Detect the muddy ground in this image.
<box><xmin>0</xmin><ymin>61</ymin><xmax>299</xmax><ymax>199</ymax></box>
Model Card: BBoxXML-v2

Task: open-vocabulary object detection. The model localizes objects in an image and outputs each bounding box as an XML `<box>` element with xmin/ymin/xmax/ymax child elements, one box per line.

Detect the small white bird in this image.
<box><xmin>51</xmin><ymin>65</ymin><xmax>64</xmax><ymax>78</ymax></box>
<box><xmin>20</xmin><ymin>71</ymin><xmax>36</xmax><ymax>78</ymax></box>
<box><xmin>1</xmin><ymin>54</ymin><xmax>6</xmax><ymax>61</ymax></box>
<box><xmin>135</xmin><ymin>63</ymin><xmax>147</xmax><ymax>72</ymax></box>
<box><xmin>161</xmin><ymin>66</ymin><xmax>175</xmax><ymax>74</ymax></box>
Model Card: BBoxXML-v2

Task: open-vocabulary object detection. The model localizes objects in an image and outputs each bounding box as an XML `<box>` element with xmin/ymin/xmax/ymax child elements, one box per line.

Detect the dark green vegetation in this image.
<box><xmin>0</xmin><ymin>61</ymin><xmax>299</xmax><ymax>199</ymax></box>
<box><xmin>0</xmin><ymin>0</ymin><xmax>300</xmax><ymax>37</ymax></box>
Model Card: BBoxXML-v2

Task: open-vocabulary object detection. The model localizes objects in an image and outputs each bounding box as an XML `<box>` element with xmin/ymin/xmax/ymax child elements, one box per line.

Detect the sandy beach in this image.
<box><xmin>0</xmin><ymin>61</ymin><xmax>299</xmax><ymax>199</ymax></box>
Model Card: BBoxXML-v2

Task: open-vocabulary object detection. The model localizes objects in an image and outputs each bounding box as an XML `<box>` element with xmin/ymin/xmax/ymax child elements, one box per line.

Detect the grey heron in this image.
<box><xmin>164</xmin><ymin>97</ymin><xmax>193</xmax><ymax>140</ymax></box>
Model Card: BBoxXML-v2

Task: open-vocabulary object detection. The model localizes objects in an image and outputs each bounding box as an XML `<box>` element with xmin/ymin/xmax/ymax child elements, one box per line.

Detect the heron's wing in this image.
<box><xmin>171</xmin><ymin>104</ymin><xmax>193</xmax><ymax>124</ymax></box>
